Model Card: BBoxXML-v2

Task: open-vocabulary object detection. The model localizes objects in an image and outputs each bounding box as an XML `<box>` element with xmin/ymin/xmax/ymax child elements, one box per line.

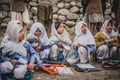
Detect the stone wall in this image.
<box><xmin>0</xmin><ymin>0</ymin><xmax>114</xmax><ymax>33</ymax></box>
<box><xmin>0</xmin><ymin>0</ymin><xmax>10</xmax><ymax>28</ymax></box>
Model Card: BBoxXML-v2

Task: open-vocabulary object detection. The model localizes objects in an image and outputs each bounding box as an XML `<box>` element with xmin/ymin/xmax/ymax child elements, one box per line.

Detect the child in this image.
<box><xmin>0</xmin><ymin>22</ymin><xmax>35</xmax><ymax>79</ymax></box>
<box><xmin>49</xmin><ymin>20</ymin><xmax>72</xmax><ymax>61</ymax></box>
<box><xmin>67</xmin><ymin>21</ymin><xmax>96</xmax><ymax>65</ymax></box>
<box><xmin>27</xmin><ymin>22</ymin><xmax>50</xmax><ymax>61</ymax></box>
<box><xmin>27</xmin><ymin>38</ymin><xmax>50</xmax><ymax>66</ymax></box>
<box><xmin>0</xmin><ymin>20</ymin><xmax>21</xmax><ymax>47</ymax></box>
<box><xmin>94</xmin><ymin>19</ymin><xmax>118</xmax><ymax>61</ymax></box>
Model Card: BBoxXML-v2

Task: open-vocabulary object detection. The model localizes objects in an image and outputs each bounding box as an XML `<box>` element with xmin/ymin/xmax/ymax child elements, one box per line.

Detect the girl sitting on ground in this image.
<box><xmin>94</xmin><ymin>19</ymin><xmax>118</xmax><ymax>62</ymax></box>
<box><xmin>0</xmin><ymin>21</ymin><xmax>35</xmax><ymax>80</ymax></box>
<box><xmin>27</xmin><ymin>37</ymin><xmax>50</xmax><ymax>67</ymax></box>
<box><xmin>27</xmin><ymin>22</ymin><xmax>50</xmax><ymax>63</ymax></box>
<box><xmin>67</xmin><ymin>21</ymin><xmax>96</xmax><ymax>65</ymax></box>
<box><xmin>49</xmin><ymin>20</ymin><xmax>72</xmax><ymax>61</ymax></box>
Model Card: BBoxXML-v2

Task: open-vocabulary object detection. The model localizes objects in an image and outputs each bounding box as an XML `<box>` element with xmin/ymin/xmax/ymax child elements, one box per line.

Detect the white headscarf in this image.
<box><xmin>100</xmin><ymin>19</ymin><xmax>116</xmax><ymax>39</ymax></box>
<box><xmin>1</xmin><ymin>23</ymin><xmax>27</xmax><ymax>57</ymax></box>
<box><xmin>50</xmin><ymin>21</ymin><xmax>71</xmax><ymax>44</ymax></box>
<box><xmin>0</xmin><ymin>20</ymin><xmax>21</xmax><ymax>46</ymax></box>
<box><xmin>4</xmin><ymin>20</ymin><xmax>20</xmax><ymax>36</ymax></box>
<box><xmin>74</xmin><ymin>21</ymin><xmax>95</xmax><ymax>45</ymax></box>
<box><xmin>27</xmin><ymin>22</ymin><xmax>49</xmax><ymax>45</ymax></box>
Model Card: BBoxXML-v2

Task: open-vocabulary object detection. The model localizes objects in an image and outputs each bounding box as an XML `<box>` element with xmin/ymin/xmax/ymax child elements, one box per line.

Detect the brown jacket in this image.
<box><xmin>10</xmin><ymin>0</ymin><xmax>27</xmax><ymax>12</ymax></box>
<box><xmin>83</xmin><ymin>0</ymin><xmax>103</xmax><ymax>15</ymax></box>
<box><xmin>94</xmin><ymin>32</ymin><xmax>118</xmax><ymax>48</ymax></box>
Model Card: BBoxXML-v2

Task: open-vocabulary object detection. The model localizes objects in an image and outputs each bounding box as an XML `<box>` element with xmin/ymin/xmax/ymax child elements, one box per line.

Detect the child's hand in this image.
<box><xmin>36</xmin><ymin>46</ymin><xmax>41</xmax><ymax>51</ymax></box>
<box><xmin>58</xmin><ymin>41</ymin><xmax>63</xmax><ymax>47</ymax></box>
<box><xmin>28</xmin><ymin>61</ymin><xmax>34</xmax><ymax>70</ymax></box>
<box><xmin>10</xmin><ymin>59</ymin><xmax>18</xmax><ymax>64</ymax></box>
<box><xmin>77</xmin><ymin>43</ymin><xmax>80</xmax><ymax>48</ymax></box>
<box><xmin>101</xmin><ymin>41</ymin><xmax>105</xmax><ymax>45</ymax></box>
<box><xmin>77</xmin><ymin>43</ymin><xmax>87</xmax><ymax>48</ymax></box>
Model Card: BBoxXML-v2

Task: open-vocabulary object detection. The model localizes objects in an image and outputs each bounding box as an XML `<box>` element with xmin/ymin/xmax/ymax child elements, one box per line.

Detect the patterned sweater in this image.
<box><xmin>94</xmin><ymin>32</ymin><xmax>118</xmax><ymax>48</ymax></box>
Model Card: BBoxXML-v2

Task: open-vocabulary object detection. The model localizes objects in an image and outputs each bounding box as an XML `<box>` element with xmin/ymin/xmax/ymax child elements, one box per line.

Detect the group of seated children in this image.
<box><xmin>0</xmin><ymin>19</ymin><xmax>119</xmax><ymax>79</ymax></box>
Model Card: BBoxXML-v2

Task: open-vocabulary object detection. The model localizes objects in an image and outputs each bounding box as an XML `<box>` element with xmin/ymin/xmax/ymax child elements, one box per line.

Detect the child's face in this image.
<box><xmin>56</xmin><ymin>23</ymin><xmax>64</xmax><ymax>34</ymax></box>
<box><xmin>81</xmin><ymin>24</ymin><xmax>87</xmax><ymax>34</ymax></box>
<box><xmin>34</xmin><ymin>28</ymin><xmax>42</xmax><ymax>37</ymax></box>
<box><xmin>106</xmin><ymin>23</ymin><xmax>112</xmax><ymax>33</ymax></box>
<box><xmin>19</xmin><ymin>29</ymin><xmax>25</xmax><ymax>41</ymax></box>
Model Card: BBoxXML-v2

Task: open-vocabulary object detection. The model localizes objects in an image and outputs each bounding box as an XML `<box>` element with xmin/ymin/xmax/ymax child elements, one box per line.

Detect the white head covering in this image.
<box><xmin>50</xmin><ymin>21</ymin><xmax>71</xmax><ymax>44</ymax></box>
<box><xmin>1</xmin><ymin>23</ymin><xmax>27</xmax><ymax>56</ymax></box>
<box><xmin>0</xmin><ymin>20</ymin><xmax>20</xmax><ymax>48</ymax></box>
<box><xmin>27</xmin><ymin>22</ymin><xmax>49</xmax><ymax>45</ymax></box>
<box><xmin>100</xmin><ymin>19</ymin><xmax>115</xmax><ymax>39</ymax></box>
<box><xmin>74</xmin><ymin>21</ymin><xmax>95</xmax><ymax>45</ymax></box>
<box><xmin>4</xmin><ymin>20</ymin><xmax>20</xmax><ymax>36</ymax></box>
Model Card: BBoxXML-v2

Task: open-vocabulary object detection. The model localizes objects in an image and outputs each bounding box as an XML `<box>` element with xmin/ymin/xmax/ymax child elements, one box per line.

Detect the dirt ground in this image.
<box><xmin>0</xmin><ymin>29</ymin><xmax>120</xmax><ymax>80</ymax></box>
<box><xmin>30</xmin><ymin>61</ymin><xmax>120</xmax><ymax>80</ymax></box>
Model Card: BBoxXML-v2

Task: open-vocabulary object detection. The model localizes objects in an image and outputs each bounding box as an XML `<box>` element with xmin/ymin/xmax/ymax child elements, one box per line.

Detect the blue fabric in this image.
<box><xmin>70</xmin><ymin>45</ymin><xmax>78</xmax><ymax>58</ymax></box>
<box><xmin>57</xmin><ymin>50</ymin><xmax>64</xmax><ymax>61</ymax></box>
<box><xmin>23</xmin><ymin>41</ymin><xmax>35</xmax><ymax>62</ymax></box>
<box><xmin>0</xmin><ymin>52</ymin><xmax>9</xmax><ymax>62</ymax></box>
<box><xmin>0</xmin><ymin>41</ymin><xmax>35</xmax><ymax>63</ymax></box>
<box><xmin>9</xmin><ymin>52</ymin><xmax>21</xmax><ymax>60</ymax></box>
<box><xmin>70</xmin><ymin>45</ymin><xmax>96</xmax><ymax>59</ymax></box>
<box><xmin>9</xmin><ymin>52</ymin><xmax>28</xmax><ymax>65</ymax></box>
<box><xmin>41</xmin><ymin>45</ymin><xmax>51</xmax><ymax>51</ymax></box>
<box><xmin>87</xmin><ymin>45</ymin><xmax>96</xmax><ymax>55</ymax></box>
<box><xmin>20</xmin><ymin>71</ymin><xmax>32</xmax><ymax>80</ymax></box>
